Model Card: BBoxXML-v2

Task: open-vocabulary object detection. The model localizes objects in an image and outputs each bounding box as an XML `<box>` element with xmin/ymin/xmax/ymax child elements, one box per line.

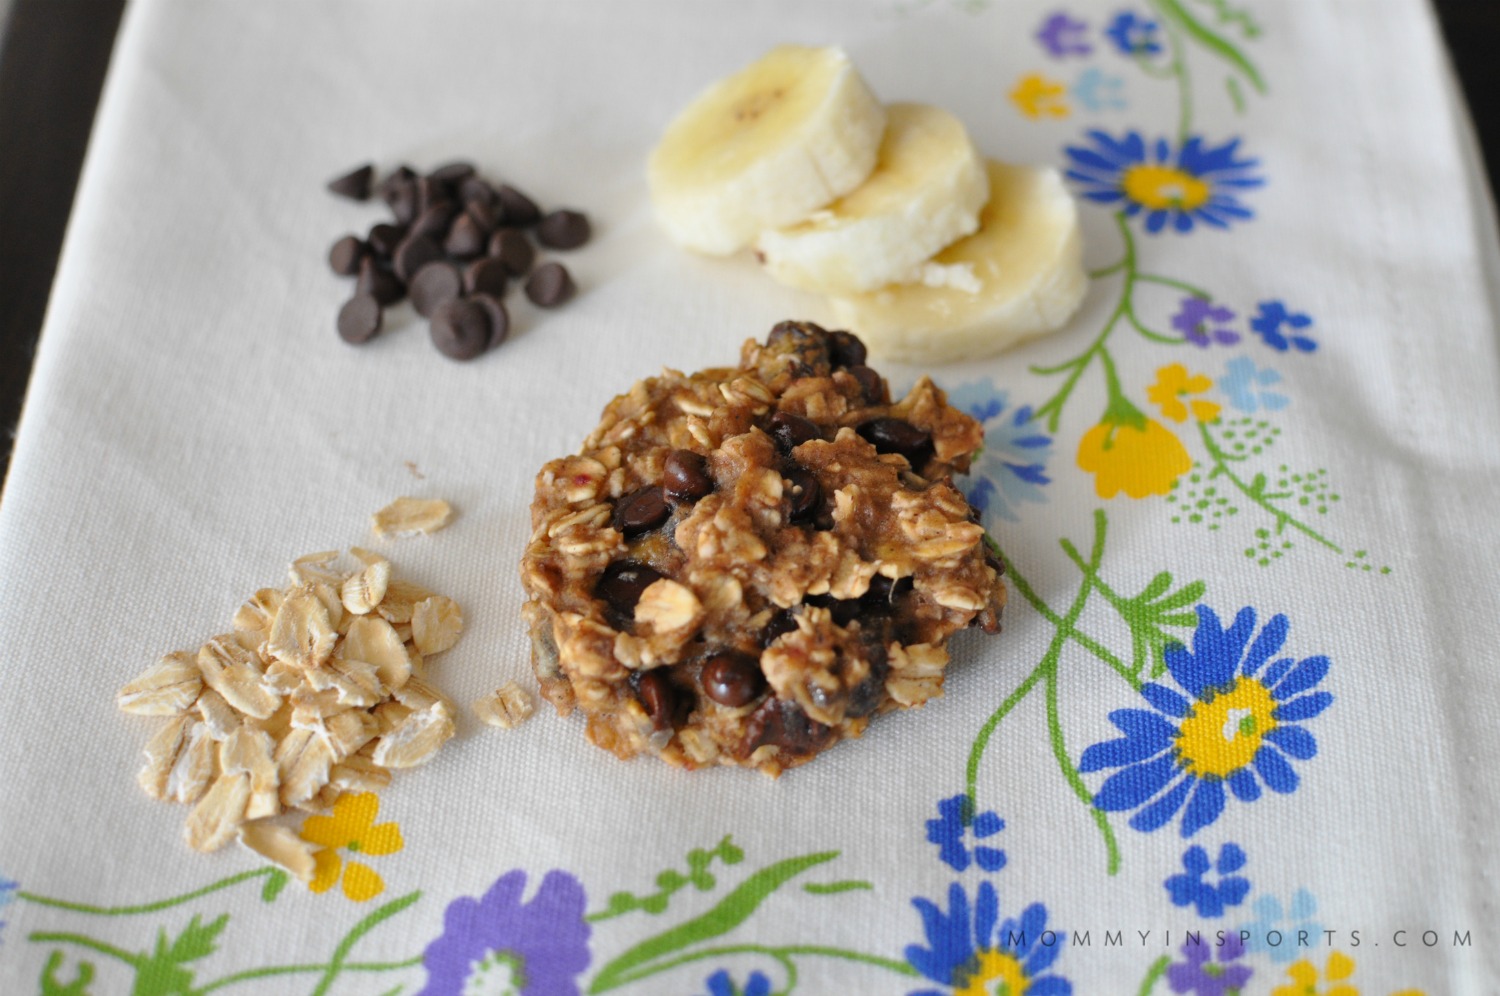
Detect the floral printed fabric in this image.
<box><xmin>0</xmin><ymin>0</ymin><xmax>1494</xmax><ymax>993</ymax></box>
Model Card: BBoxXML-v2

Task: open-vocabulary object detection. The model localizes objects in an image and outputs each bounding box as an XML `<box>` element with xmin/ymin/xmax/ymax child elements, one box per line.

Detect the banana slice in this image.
<box><xmin>755</xmin><ymin>103</ymin><xmax>989</xmax><ymax>294</ymax></box>
<box><xmin>828</xmin><ymin>160</ymin><xmax>1087</xmax><ymax>364</ymax></box>
<box><xmin>648</xmin><ymin>45</ymin><xmax>886</xmax><ymax>256</ymax></box>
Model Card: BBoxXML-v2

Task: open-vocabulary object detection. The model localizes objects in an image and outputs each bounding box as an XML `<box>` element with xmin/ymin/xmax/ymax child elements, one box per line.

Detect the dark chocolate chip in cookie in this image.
<box><xmin>701</xmin><ymin>651</ymin><xmax>766</xmax><ymax>707</ymax></box>
<box><xmin>744</xmin><ymin>698</ymin><xmax>832</xmax><ymax>757</ymax></box>
<box><xmin>759</xmin><ymin>609</ymin><xmax>799</xmax><ymax>647</ymax></box>
<box><xmin>614</xmin><ymin>486</ymin><xmax>670</xmax><ymax>536</ymax></box>
<box><xmin>769</xmin><ymin>411</ymin><xmax>821</xmax><ymax>453</ymax></box>
<box><xmin>858</xmin><ymin>417</ymin><xmax>933</xmax><ymax>468</ymax></box>
<box><xmin>663</xmin><ymin>450</ymin><xmax>713</xmax><ymax>504</ymax></box>
<box><xmin>784</xmin><ymin>466</ymin><xmax>821</xmax><ymax>522</ymax></box>
<box><xmin>846</xmin><ymin>365</ymin><xmax>887</xmax><ymax>404</ymax></box>
<box><xmin>827</xmin><ymin>329</ymin><xmax>868</xmax><ymax>368</ymax></box>
<box><xmin>596</xmin><ymin>560</ymin><xmax>662</xmax><ymax>617</ymax></box>
<box><xmin>636</xmin><ymin>671</ymin><xmax>678</xmax><ymax>731</ymax></box>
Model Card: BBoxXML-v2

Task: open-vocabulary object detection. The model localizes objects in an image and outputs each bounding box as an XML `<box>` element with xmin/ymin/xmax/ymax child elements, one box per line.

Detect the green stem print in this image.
<box><xmin>588</xmin><ymin>835</ymin><xmax>745</xmax><ymax>922</ymax></box>
<box><xmin>1137</xmin><ymin>953</ymin><xmax>1173</xmax><ymax>995</ymax></box>
<box><xmin>21</xmin><ymin>871</ymin><xmax>422</xmax><ymax>996</ymax></box>
<box><xmin>589</xmin><ymin>850</ymin><xmax>912</xmax><ymax>992</ymax></box>
<box><xmin>965</xmin><ymin>511</ymin><xmax>1205</xmax><ymax>875</ymax></box>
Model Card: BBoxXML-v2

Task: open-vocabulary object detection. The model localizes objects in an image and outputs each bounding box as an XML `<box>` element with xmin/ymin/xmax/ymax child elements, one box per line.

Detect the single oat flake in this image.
<box><xmin>371</xmin><ymin>497</ymin><xmax>453</xmax><ymax>538</ymax></box>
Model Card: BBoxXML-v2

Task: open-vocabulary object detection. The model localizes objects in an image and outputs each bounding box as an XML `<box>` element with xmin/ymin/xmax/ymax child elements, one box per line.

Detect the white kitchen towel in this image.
<box><xmin>2</xmin><ymin>1</ymin><xmax>1497</xmax><ymax>993</ymax></box>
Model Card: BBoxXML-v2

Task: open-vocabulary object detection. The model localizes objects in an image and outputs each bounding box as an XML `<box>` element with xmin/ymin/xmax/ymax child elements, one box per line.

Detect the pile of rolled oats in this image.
<box><xmin>117</xmin><ymin>548</ymin><xmax>464</xmax><ymax>862</ymax></box>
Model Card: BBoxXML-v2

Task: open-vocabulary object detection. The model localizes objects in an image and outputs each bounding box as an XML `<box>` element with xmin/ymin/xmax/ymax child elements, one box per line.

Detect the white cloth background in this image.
<box><xmin>2</xmin><ymin>1</ymin><xmax>1498</xmax><ymax>993</ymax></box>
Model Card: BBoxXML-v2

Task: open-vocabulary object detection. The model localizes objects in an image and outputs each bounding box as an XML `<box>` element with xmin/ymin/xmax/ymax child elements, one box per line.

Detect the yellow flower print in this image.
<box><xmin>299</xmin><ymin>792</ymin><xmax>404</xmax><ymax>902</ymax></box>
<box><xmin>1076</xmin><ymin>417</ymin><xmax>1191</xmax><ymax>499</ymax></box>
<box><xmin>1147</xmin><ymin>363</ymin><xmax>1222</xmax><ymax>423</ymax></box>
<box><xmin>1273</xmin><ymin>951</ymin><xmax>1358</xmax><ymax>996</ymax></box>
<box><xmin>1010</xmin><ymin>73</ymin><xmax>1070</xmax><ymax>120</ymax></box>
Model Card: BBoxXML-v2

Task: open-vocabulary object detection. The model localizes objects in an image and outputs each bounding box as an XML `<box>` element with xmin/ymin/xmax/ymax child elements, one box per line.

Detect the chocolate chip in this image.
<box><xmin>743</xmin><ymin>698</ymin><xmax>831</xmax><ymax>757</ymax></box>
<box><xmin>472</xmin><ymin>293</ymin><xmax>510</xmax><ymax>350</ymax></box>
<box><xmin>463</xmin><ymin>257</ymin><xmax>509</xmax><ymax>299</ymax></box>
<box><xmin>412</xmin><ymin>201</ymin><xmax>458</xmax><ymax>241</ymax></box>
<box><xmin>416</xmin><ymin>176</ymin><xmax>450</xmax><ymax>216</ymax></box>
<box><xmin>392</xmin><ymin>233</ymin><xmax>443</xmax><ymax>283</ymax></box>
<box><xmin>489</xmin><ymin>229</ymin><xmax>535</xmax><ymax>276</ymax></box>
<box><xmin>701</xmin><ymin>651</ymin><xmax>765</xmax><ymax>707</ymax></box>
<box><xmin>377</xmin><ymin>165</ymin><xmax>415</xmax><ymax>199</ymax></box>
<box><xmin>465</xmin><ymin>200</ymin><xmax>497</xmax><ymax>234</ymax></box>
<box><xmin>636</xmin><ymin>670</ymin><xmax>677</xmax><ymax>731</ymax></box>
<box><xmin>537</xmin><ymin>209</ymin><xmax>591</xmax><ymax>249</ymax></box>
<box><xmin>356</xmin><ymin>256</ymin><xmax>404</xmax><ymax>305</ymax></box>
<box><xmin>783</xmin><ymin>466</ymin><xmax>821</xmax><ymax>522</ymax></box>
<box><xmin>496</xmin><ymin>184</ymin><xmax>541</xmax><ymax>226</ymax></box>
<box><xmin>768</xmin><ymin>411</ymin><xmax>821</xmax><ymax>453</ymax></box>
<box><xmin>847</xmin><ymin>364</ymin><xmax>887</xmax><ymax>404</ymax></box>
<box><xmin>804</xmin><ymin>593</ymin><xmax>860</xmax><ymax>627</ymax></box>
<box><xmin>444</xmin><ymin>211</ymin><xmax>487</xmax><ymax>259</ymax></box>
<box><xmin>367</xmin><ymin>223</ymin><xmax>405</xmax><ymax>259</ymax></box>
<box><xmin>827</xmin><ymin>329</ymin><xmax>868</xmax><ymax>368</ymax></box>
<box><xmin>459</xmin><ymin>175</ymin><xmax>496</xmax><ymax>208</ymax></box>
<box><xmin>525</xmin><ymin>262</ymin><xmax>575</xmax><ymax>307</ymax></box>
<box><xmin>328</xmin><ymin>235</ymin><xmax>365</xmax><ymax>276</ymax></box>
<box><xmin>327</xmin><ymin>164</ymin><xmax>374</xmax><ymax>201</ymax></box>
<box><xmin>858</xmin><ymin>417</ymin><xmax>933</xmax><ymax>468</ymax></box>
<box><xmin>382</xmin><ymin>176</ymin><xmax>417</xmax><ymax>226</ymax></box>
<box><xmin>409</xmin><ymin>261</ymin><xmax>463</xmax><ymax>318</ymax></box>
<box><xmin>596</xmin><ymin>560</ymin><xmax>662</xmax><ymax>617</ymax></box>
<box><xmin>428</xmin><ymin>161</ymin><xmax>475</xmax><ymax>185</ymax></box>
<box><xmin>861</xmin><ymin>574</ymin><xmax>913</xmax><ymax>613</ymax></box>
<box><xmin>336</xmin><ymin>294</ymin><xmax>382</xmax><ymax>344</ymax></box>
<box><xmin>767</xmin><ymin>319</ymin><xmax>829</xmax><ymax>351</ymax></box>
<box><xmin>663</xmin><ymin>450</ymin><xmax>713</xmax><ymax>504</ymax></box>
<box><xmin>614</xmin><ymin>486</ymin><xmax>670</xmax><ymax>536</ymax></box>
<box><xmin>429</xmin><ymin>298</ymin><xmax>491</xmax><ymax>361</ymax></box>
<box><xmin>759</xmin><ymin>609</ymin><xmax>799</xmax><ymax>647</ymax></box>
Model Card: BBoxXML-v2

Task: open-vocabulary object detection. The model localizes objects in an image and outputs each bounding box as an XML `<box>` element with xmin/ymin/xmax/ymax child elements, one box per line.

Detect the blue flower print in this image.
<box><xmin>1065</xmin><ymin>131</ymin><xmax>1263</xmax><ymax>234</ymax></box>
<box><xmin>1219</xmin><ymin>357</ymin><xmax>1288</xmax><ymax>413</ymax></box>
<box><xmin>0</xmin><ymin>874</ymin><xmax>16</xmax><ymax>948</ymax></box>
<box><xmin>926</xmin><ymin>795</ymin><xmax>1006</xmax><ymax>873</ymax></box>
<box><xmin>701</xmin><ymin>969</ymin><xmax>772</xmax><ymax>996</ymax></box>
<box><xmin>1164</xmin><ymin>843</ymin><xmax>1250</xmax><ymax>917</ymax></box>
<box><xmin>1079</xmin><ymin>605</ymin><xmax>1334</xmax><ymax>837</ymax></box>
<box><xmin>1237</xmin><ymin>889</ymin><xmax>1322</xmax><ymax>964</ymax></box>
<box><xmin>1037</xmin><ymin>12</ymin><xmax>1091</xmax><ymax>57</ymax></box>
<box><xmin>943</xmin><ymin>379</ymin><xmax>1052</xmax><ymax>523</ymax></box>
<box><xmin>1105</xmin><ymin>11</ymin><xmax>1162</xmax><ymax>56</ymax></box>
<box><xmin>907</xmin><ymin>881</ymin><xmax>1071</xmax><ymax>995</ymax></box>
<box><xmin>1073</xmin><ymin>67</ymin><xmax>1127</xmax><ymax>111</ymax></box>
<box><xmin>1171</xmin><ymin>298</ymin><xmax>1240</xmax><ymax>347</ymax></box>
<box><xmin>1249</xmin><ymin>300</ymin><xmax>1317</xmax><ymax>352</ymax></box>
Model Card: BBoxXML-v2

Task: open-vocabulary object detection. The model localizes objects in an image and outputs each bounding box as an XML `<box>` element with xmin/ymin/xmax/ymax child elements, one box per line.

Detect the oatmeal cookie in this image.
<box><xmin>519</xmin><ymin>321</ymin><xmax>1005</xmax><ymax>774</ymax></box>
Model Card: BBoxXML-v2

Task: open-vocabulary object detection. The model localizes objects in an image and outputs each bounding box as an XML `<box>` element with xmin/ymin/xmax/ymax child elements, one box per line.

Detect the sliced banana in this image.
<box><xmin>828</xmin><ymin>160</ymin><xmax>1087</xmax><ymax>364</ymax></box>
<box><xmin>755</xmin><ymin>103</ymin><xmax>988</xmax><ymax>294</ymax></box>
<box><xmin>648</xmin><ymin>45</ymin><xmax>886</xmax><ymax>256</ymax></box>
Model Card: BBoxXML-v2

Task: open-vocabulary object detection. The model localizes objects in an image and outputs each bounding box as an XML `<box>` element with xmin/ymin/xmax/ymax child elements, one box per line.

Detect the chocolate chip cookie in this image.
<box><xmin>519</xmin><ymin>321</ymin><xmax>1005</xmax><ymax>775</ymax></box>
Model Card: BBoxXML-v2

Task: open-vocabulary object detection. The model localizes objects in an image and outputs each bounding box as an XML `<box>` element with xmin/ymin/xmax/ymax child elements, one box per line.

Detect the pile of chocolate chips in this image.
<box><xmin>326</xmin><ymin>162</ymin><xmax>589</xmax><ymax>360</ymax></box>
